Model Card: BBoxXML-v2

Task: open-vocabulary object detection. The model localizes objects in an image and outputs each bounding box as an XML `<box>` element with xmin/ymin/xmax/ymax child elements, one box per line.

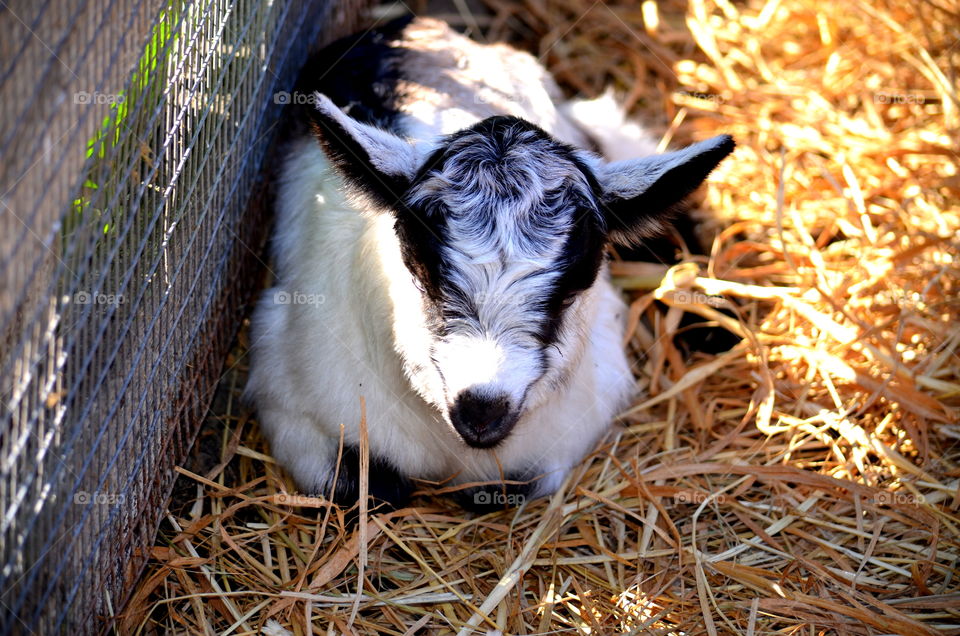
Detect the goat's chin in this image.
<box><xmin>459</xmin><ymin>433</ymin><xmax>508</xmax><ymax>450</ymax></box>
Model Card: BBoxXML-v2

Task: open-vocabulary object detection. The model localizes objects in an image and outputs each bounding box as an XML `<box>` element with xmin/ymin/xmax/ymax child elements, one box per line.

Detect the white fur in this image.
<box><xmin>395</xmin><ymin>18</ymin><xmax>591</xmax><ymax>147</ymax></box>
<box><xmin>562</xmin><ymin>90</ymin><xmax>660</xmax><ymax>160</ymax></box>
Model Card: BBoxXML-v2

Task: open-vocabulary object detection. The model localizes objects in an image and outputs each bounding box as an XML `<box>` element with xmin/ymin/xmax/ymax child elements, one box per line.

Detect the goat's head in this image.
<box><xmin>308</xmin><ymin>93</ymin><xmax>734</xmax><ymax>448</ymax></box>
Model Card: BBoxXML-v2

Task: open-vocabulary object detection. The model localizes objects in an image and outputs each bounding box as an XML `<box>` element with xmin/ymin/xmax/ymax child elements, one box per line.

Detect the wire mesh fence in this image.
<box><xmin>0</xmin><ymin>0</ymin><xmax>369</xmax><ymax>631</ymax></box>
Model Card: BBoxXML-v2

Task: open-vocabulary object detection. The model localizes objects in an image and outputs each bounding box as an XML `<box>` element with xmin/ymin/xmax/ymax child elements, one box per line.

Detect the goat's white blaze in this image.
<box><xmin>432</xmin><ymin>335</ymin><xmax>504</xmax><ymax>398</ymax></box>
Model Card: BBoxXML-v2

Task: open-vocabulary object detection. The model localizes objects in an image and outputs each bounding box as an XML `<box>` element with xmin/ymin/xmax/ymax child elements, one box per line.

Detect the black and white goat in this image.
<box><xmin>247</xmin><ymin>17</ymin><xmax>734</xmax><ymax>508</ymax></box>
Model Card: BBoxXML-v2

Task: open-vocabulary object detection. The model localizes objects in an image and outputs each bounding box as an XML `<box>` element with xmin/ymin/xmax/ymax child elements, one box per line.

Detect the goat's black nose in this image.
<box><xmin>449</xmin><ymin>390</ymin><xmax>518</xmax><ymax>448</ymax></box>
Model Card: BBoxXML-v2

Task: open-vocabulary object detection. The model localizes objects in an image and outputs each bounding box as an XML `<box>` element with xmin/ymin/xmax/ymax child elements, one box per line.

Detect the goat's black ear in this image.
<box><xmin>307</xmin><ymin>92</ymin><xmax>420</xmax><ymax>209</ymax></box>
<box><xmin>595</xmin><ymin>135</ymin><xmax>734</xmax><ymax>245</ymax></box>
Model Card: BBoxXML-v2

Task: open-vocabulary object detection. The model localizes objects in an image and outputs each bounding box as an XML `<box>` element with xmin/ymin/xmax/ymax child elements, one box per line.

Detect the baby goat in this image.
<box><xmin>247</xmin><ymin>17</ymin><xmax>734</xmax><ymax>509</ymax></box>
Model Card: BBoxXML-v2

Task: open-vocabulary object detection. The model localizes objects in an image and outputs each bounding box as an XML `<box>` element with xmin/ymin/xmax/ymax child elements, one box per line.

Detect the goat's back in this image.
<box><xmin>291</xmin><ymin>16</ymin><xmax>591</xmax><ymax>146</ymax></box>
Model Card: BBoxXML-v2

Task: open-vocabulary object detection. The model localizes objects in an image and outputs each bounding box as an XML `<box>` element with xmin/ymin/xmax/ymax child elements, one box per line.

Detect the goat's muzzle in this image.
<box><xmin>449</xmin><ymin>389</ymin><xmax>519</xmax><ymax>448</ymax></box>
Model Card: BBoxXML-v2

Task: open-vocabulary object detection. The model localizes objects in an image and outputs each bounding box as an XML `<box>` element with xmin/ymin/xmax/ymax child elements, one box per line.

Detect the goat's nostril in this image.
<box><xmin>449</xmin><ymin>390</ymin><xmax>514</xmax><ymax>447</ymax></box>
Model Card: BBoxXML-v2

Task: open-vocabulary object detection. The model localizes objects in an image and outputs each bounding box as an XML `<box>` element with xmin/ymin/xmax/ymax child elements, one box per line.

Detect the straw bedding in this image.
<box><xmin>125</xmin><ymin>0</ymin><xmax>960</xmax><ymax>633</ymax></box>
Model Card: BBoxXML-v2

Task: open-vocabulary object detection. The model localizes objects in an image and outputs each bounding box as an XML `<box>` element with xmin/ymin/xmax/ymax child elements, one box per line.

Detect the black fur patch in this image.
<box><xmin>293</xmin><ymin>15</ymin><xmax>413</xmax><ymax>132</ymax></box>
<box><xmin>329</xmin><ymin>445</ymin><xmax>414</xmax><ymax>509</ymax></box>
<box><xmin>393</xmin><ymin>191</ymin><xmax>449</xmax><ymax>307</ymax></box>
<box><xmin>539</xmin><ymin>154</ymin><xmax>608</xmax><ymax>346</ymax></box>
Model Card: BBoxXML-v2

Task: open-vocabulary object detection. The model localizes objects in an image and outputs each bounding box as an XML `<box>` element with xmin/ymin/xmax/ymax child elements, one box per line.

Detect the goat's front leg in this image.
<box><xmin>257</xmin><ymin>405</ymin><xmax>413</xmax><ymax>508</ymax></box>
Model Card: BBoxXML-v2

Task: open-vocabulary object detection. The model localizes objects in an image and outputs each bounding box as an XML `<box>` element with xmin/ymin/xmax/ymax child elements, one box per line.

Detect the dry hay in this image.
<box><xmin>125</xmin><ymin>0</ymin><xmax>960</xmax><ymax>633</ymax></box>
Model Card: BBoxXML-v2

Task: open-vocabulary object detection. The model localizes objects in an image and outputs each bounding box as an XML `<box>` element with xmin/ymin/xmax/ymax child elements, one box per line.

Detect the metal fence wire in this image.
<box><xmin>0</xmin><ymin>0</ymin><xmax>368</xmax><ymax>631</ymax></box>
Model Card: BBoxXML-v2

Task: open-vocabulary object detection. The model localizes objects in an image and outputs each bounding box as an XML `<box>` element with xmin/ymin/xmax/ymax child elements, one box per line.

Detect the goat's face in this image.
<box><xmin>308</xmin><ymin>93</ymin><xmax>734</xmax><ymax>448</ymax></box>
<box><xmin>395</xmin><ymin>118</ymin><xmax>608</xmax><ymax>447</ymax></box>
